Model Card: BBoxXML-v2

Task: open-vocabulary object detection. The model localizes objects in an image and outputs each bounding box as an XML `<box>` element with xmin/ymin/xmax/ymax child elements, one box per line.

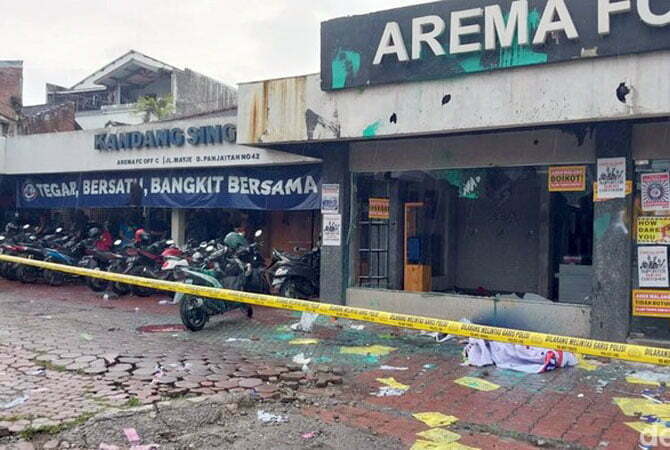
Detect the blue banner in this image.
<box><xmin>16</xmin><ymin>165</ymin><xmax>321</xmax><ymax>211</ymax></box>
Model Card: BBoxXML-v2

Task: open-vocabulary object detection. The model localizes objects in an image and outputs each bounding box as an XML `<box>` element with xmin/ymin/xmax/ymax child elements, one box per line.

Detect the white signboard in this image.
<box><xmin>5</xmin><ymin>116</ymin><xmax>321</xmax><ymax>175</ymax></box>
<box><xmin>321</xmin><ymin>184</ymin><xmax>340</xmax><ymax>214</ymax></box>
<box><xmin>322</xmin><ymin>214</ymin><xmax>342</xmax><ymax>247</ymax></box>
<box><xmin>597</xmin><ymin>158</ymin><xmax>626</xmax><ymax>199</ymax></box>
<box><xmin>638</xmin><ymin>246</ymin><xmax>669</xmax><ymax>288</ymax></box>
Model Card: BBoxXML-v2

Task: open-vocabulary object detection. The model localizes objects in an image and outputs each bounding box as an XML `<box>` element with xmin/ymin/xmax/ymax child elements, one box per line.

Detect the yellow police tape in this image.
<box><xmin>1</xmin><ymin>254</ymin><xmax>669</xmax><ymax>366</ymax></box>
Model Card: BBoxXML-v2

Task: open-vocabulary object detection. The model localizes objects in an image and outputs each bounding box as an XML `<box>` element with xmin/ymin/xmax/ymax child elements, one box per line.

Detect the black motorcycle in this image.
<box><xmin>271</xmin><ymin>247</ymin><xmax>320</xmax><ymax>299</ymax></box>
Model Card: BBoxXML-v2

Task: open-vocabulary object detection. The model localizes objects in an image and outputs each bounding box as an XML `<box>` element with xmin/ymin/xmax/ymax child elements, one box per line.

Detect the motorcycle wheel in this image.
<box><xmin>180</xmin><ymin>295</ymin><xmax>209</xmax><ymax>331</ymax></box>
<box><xmin>17</xmin><ymin>265</ymin><xmax>39</xmax><ymax>284</ymax></box>
<box><xmin>86</xmin><ymin>265</ymin><xmax>108</xmax><ymax>292</ymax></box>
<box><xmin>5</xmin><ymin>264</ymin><xmax>19</xmax><ymax>281</ymax></box>
<box><xmin>109</xmin><ymin>262</ymin><xmax>131</xmax><ymax>296</ymax></box>
<box><xmin>44</xmin><ymin>269</ymin><xmax>65</xmax><ymax>287</ymax></box>
<box><xmin>130</xmin><ymin>265</ymin><xmax>156</xmax><ymax>297</ymax></box>
<box><xmin>280</xmin><ymin>280</ymin><xmax>301</xmax><ymax>299</ymax></box>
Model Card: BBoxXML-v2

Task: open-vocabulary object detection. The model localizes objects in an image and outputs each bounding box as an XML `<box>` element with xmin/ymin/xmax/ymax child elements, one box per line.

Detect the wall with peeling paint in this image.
<box><xmin>350</xmin><ymin>129</ymin><xmax>595</xmax><ymax>172</ymax></box>
<box><xmin>238</xmin><ymin>51</ymin><xmax>670</xmax><ymax>145</ymax></box>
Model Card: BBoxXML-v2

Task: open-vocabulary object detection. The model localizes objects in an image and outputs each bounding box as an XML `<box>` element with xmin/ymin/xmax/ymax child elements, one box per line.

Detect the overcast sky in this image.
<box><xmin>0</xmin><ymin>0</ymin><xmax>431</xmax><ymax>106</ymax></box>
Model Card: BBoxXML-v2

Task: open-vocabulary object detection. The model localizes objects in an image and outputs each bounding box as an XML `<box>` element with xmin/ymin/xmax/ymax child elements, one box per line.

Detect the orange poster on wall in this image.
<box><xmin>549</xmin><ymin>166</ymin><xmax>586</xmax><ymax>192</ymax></box>
<box><xmin>369</xmin><ymin>198</ymin><xmax>390</xmax><ymax>220</ymax></box>
<box><xmin>633</xmin><ymin>290</ymin><xmax>670</xmax><ymax>318</ymax></box>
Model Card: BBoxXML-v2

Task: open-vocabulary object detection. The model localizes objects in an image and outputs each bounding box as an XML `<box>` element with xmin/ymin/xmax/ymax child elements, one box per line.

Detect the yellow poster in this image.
<box><xmin>593</xmin><ymin>181</ymin><xmax>633</xmax><ymax>202</ymax></box>
<box><xmin>549</xmin><ymin>166</ymin><xmax>586</xmax><ymax>192</ymax></box>
<box><xmin>369</xmin><ymin>198</ymin><xmax>390</xmax><ymax>220</ymax></box>
<box><xmin>637</xmin><ymin>217</ymin><xmax>670</xmax><ymax>244</ymax></box>
<box><xmin>633</xmin><ymin>290</ymin><xmax>670</xmax><ymax>318</ymax></box>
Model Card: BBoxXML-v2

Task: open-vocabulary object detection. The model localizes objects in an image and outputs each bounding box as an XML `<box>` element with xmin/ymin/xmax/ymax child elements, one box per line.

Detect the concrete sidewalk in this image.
<box><xmin>0</xmin><ymin>280</ymin><xmax>666</xmax><ymax>449</ymax></box>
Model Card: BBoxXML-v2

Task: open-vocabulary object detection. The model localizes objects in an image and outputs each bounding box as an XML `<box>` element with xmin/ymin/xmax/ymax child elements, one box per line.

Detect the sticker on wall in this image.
<box><xmin>593</xmin><ymin>181</ymin><xmax>632</xmax><ymax>202</ymax></box>
<box><xmin>633</xmin><ymin>290</ymin><xmax>670</xmax><ymax>318</ymax></box>
<box><xmin>641</xmin><ymin>173</ymin><xmax>670</xmax><ymax>212</ymax></box>
<box><xmin>548</xmin><ymin>166</ymin><xmax>586</xmax><ymax>192</ymax></box>
<box><xmin>637</xmin><ymin>217</ymin><xmax>670</xmax><ymax>245</ymax></box>
<box><xmin>597</xmin><ymin>158</ymin><xmax>626</xmax><ymax>199</ymax></box>
<box><xmin>638</xmin><ymin>247</ymin><xmax>669</xmax><ymax>288</ymax></box>
<box><xmin>369</xmin><ymin>198</ymin><xmax>390</xmax><ymax>220</ymax></box>
<box><xmin>322</xmin><ymin>214</ymin><xmax>342</xmax><ymax>246</ymax></box>
<box><xmin>321</xmin><ymin>184</ymin><xmax>340</xmax><ymax>214</ymax></box>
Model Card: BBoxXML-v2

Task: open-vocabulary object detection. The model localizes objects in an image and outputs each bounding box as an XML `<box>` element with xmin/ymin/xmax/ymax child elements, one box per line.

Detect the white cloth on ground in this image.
<box><xmin>464</xmin><ymin>338</ymin><xmax>577</xmax><ymax>374</ymax></box>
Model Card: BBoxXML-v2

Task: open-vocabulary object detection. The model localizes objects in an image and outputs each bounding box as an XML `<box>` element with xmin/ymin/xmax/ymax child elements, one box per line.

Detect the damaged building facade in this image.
<box><xmin>236</xmin><ymin>0</ymin><xmax>670</xmax><ymax>343</ymax></box>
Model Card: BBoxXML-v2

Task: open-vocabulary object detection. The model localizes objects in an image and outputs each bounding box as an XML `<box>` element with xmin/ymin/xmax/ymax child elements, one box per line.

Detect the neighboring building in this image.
<box><xmin>46</xmin><ymin>50</ymin><xmax>238</xmax><ymax>130</ymax></box>
<box><xmin>19</xmin><ymin>103</ymin><xmax>80</xmax><ymax>135</ymax></box>
<box><xmin>0</xmin><ymin>61</ymin><xmax>23</xmax><ymax>137</ymax></box>
<box><xmin>235</xmin><ymin>2</ymin><xmax>670</xmax><ymax>344</ymax></box>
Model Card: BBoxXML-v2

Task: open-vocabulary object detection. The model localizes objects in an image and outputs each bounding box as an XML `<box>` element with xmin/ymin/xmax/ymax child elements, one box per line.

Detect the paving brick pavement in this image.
<box><xmin>0</xmin><ymin>279</ymin><xmax>667</xmax><ymax>449</ymax></box>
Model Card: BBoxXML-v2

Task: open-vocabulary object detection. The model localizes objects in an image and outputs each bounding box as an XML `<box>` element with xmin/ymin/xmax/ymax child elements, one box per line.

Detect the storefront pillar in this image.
<box><xmin>387</xmin><ymin>179</ymin><xmax>405</xmax><ymax>290</ymax></box>
<box><xmin>320</xmin><ymin>145</ymin><xmax>350</xmax><ymax>305</ymax></box>
<box><xmin>591</xmin><ymin>123</ymin><xmax>634</xmax><ymax>342</ymax></box>
<box><xmin>171</xmin><ymin>209</ymin><xmax>186</xmax><ymax>247</ymax></box>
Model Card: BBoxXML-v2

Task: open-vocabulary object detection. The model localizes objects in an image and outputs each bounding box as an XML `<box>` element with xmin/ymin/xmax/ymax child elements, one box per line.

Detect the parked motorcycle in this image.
<box><xmin>175</xmin><ymin>231</ymin><xmax>268</xmax><ymax>332</ymax></box>
<box><xmin>271</xmin><ymin>247</ymin><xmax>320</xmax><ymax>299</ymax></box>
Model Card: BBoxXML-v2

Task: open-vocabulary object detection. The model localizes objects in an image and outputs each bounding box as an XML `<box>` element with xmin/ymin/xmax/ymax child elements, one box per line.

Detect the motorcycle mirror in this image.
<box><xmin>56</xmin><ymin>227</ymin><xmax>63</xmax><ymax>233</ymax></box>
<box><xmin>23</xmin><ymin>224</ymin><xmax>31</xmax><ymax>230</ymax></box>
<box><xmin>113</xmin><ymin>239</ymin><xmax>123</xmax><ymax>247</ymax></box>
<box><xmin>255</xmin><ymin>229</ymin><xmax>263</xmax><ymax>238</ymax></box>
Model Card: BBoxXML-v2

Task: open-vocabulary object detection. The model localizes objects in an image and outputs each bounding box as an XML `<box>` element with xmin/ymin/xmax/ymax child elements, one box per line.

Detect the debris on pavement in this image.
<box><xmin>0</xmin><ymin>395</ymin><xmax>28</xmax><ymax>409</ymax></box>
<box><xmin>292</xmin><ymin>352</ymin><xmax>312</xmax><ymax>372</ymax></box>
<box><xmin>454</xmin><ymin>377</ymin><xmax>500</xmax><ymax>392</ymax></box>
<box><xmin>80</xmin><ymin>333</ymin><xmax>94</xmax><ymax>341</ymax></box>
<box><xmin>289</xmin><ymin>338</ymin><xmax>320</xmax><ymax>345</ymax></box>
<box><xmin>301</xmin><ymin>431</ymin><xmax>319</xmax><ymax>439</ymax></box>
<box><xmin>99</xmin><ymin>444</ymin><xmax>120</xmax><ymax>450</ymax></box>
<box><xmin>380</xmin><ymin>365</ymin><xmax>409</xmax><ymax>371</ymax></box>
<box><xmin>124</xmin><ymin>428</ymin><xmax>141</xmax><ymax>445</ymax></box>
<box><xmin>376</xmin><ymin>377</ymin><xmax>410</xmax><ymax>391</ymax></box>
<box><xmin>290</xmin><ymin>312</ymin><xmax>319</xmax><ymax>332</ymax></box>
<box><xmin>416</xmin><ymin>428</ymin><xmax>461</xmax><ymax>443</ymax></box>
<box><xmin>464</xmin><ymin>338</ymin><xmax>577</xmax><ymax>374</ymax></box>
<box><xmin>257</xmin><ymin>410</ymin><xmax>288</xmax><ymax>424</ymax></box>
<box><xmin>340</xmin><ymin>345</ymin><xmax>397</xmax><ymax>357</ymax></box>
<box><xmin>225</xmin><ymin>338</ymin><xmax>252</xmax><ymax>343</ymax></box>
<box><xmin>625</xmin><ymin>370</ymin><xmax>670</xmax><ymax>386</ymax></box>
<box><xmin>372</xmin><ymin>377</ymin><xmax>410</xmax><ymax>397</ymax></box>
<box><xmin>412</xmin><ymin>412</ymin><xmax>459</xmax><ymax>428</ymax></box>
<box><xmin>576</xmin><ymin>354</ymin><xmax>605</xmax><ymax>371</ymax></box>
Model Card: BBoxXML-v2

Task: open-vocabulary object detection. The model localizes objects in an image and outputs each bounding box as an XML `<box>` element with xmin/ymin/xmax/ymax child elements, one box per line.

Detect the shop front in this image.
<box><xmin>2</xmin><ymin>114</ymin><xmax>323</xmax><ymax>255</ymax></box>
<box><xmin>236</xmin><ymin>0</ymin><xmax>670</xmax><ymax>342</ymax></box>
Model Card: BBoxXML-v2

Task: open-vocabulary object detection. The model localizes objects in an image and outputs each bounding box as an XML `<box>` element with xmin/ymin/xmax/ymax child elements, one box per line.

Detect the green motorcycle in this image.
<box><xmin>176</xmin><ymin>246</ymin><xmax>253</xmax><ymax>332</ymax></box>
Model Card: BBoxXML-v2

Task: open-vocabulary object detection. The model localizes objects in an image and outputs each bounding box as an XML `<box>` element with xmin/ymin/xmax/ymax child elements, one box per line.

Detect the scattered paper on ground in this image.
<box><xmin>411</xmin><ymin>441</ymin><xmax>479</xmax><ymax>450</ymax></box>
<box><xmin>626</xmin><ymin>370</ymin><xmax>670</xmax><ymax>385</ymax></box>
<box><xmin>576</xmin><ymin>355</ymin><xmax>603</xmax><ymax>371</ymax></box>
<box><xmin>341</xmin><ymin>345</ymin><xmax>397</xmax><ymax>356</ymax></box>
<box><xmin>373</xmin><ymin>387</ymin><xmax>407</xmax><ymax>397</ymax></box>
<box><xmin>454</xmin><ymin>377</ymin><xmax>500</xmax><ymax>392</ymax></box>
<box><xmin>626</xmin><ymin>422</ymin><xmax>670</xmax><ymax>439</ymax></box>
<box><xmin>289</xmin><ymin>338</ymin><xmax>320</xmax><ymax>345</ymax></box>
<box><xmin>413</xmin><ymin>412</ymin><xmax>459</xmax><ymax>428</ymax></box>
<box><xmin>626</xmin><ymin>376</ymin><xmax>661</xmax><ymax>386</ymax></box>
<box><xmin>416</xmin><ymin>428</ymin><xmax>461</xmax><ymax>443</ymax></box>
<box><xmin>377</xmin><ymin>377</ymin><xmax>410</xmax><ymax>391</ymax></box>
<box><xmin>380</xmin><ymin>365</ymin><xmax>409</xmax><ymax>371</ymax></box>
<box><xmin>614</xmin><ymin>398</ymin><xmax>670</xmax><ymax>418</ymax></box>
